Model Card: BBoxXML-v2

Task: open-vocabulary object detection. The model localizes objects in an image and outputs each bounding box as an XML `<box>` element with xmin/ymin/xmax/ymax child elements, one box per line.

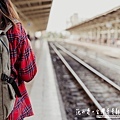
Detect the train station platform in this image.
<box><xmin>65</xmin><ymin>40</ymin><xmax>120</xmax><ymax>59</ymax></box>
<box><xmin>62</xmin><ymin>39</ymin><xmax>120</xmax><ymax>81</ymax></box>
<box><xmin>64</xmin><ymin>40</ymin><xmax>120</xmax><ymax>68</ymax></box>
<box><xmin>24</xmin><ymin>40</ymin><xmax>63</xmax><ymax>120</ymax></box>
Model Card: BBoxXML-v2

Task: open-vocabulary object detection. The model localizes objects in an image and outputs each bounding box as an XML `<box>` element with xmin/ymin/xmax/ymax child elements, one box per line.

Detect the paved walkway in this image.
<box><xmin>25</xmin><ymin>40</ymin><xmax>62</xmax><ymax>120</ymax></box>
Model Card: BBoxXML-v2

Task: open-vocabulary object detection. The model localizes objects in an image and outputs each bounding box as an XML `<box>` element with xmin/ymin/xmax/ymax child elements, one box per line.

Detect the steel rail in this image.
<box><xmin>50</xmin><ymin>43</ymin><xmax>111</xmax><ymax>120</ymax></box>
<box><xmin>55</xmin><ymin>43</ymin><xmax>120</xmax><ymax>92</ymax></box>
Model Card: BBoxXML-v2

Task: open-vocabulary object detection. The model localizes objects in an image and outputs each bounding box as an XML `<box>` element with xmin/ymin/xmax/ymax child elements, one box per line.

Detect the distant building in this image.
<box><xmin>66</xmin><ymin>13</ymin><xmax>88</xmax><ymax>29</ymax></box>
<box><xmin>70</xmin><ymin>13</ymin><xmax>79</xmax><ymax>26</ymax></box>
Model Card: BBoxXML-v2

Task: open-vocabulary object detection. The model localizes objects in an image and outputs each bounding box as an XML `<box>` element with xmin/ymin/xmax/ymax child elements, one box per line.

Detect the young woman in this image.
<box><xmin>0</xmin><ymin>0</ymin><xmax>37</xmax><ymax>119</ymax></box>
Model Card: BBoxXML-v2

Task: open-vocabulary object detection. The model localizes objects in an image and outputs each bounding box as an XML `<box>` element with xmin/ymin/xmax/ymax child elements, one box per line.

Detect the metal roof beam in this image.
<box><xmin>27</xmin><ymin>13</ymin><xmax>49</xmax><ymax>17</ymax></box>
<box><xmin>12</xmin><ymin>0</ymin><xmax>52</xmax><ymax>5</ymax></box>
<box><xmin>30</xmin><ymin>16</ymin><xmax>49</xmax><ymax>19</ymax></box>
<box><xmin>30</xmin><ymin>16</ymin><xmax>49</xmax><ymax>20</ymax></box>
<box><xmin>24</xmin><ymin>9</ymin><xmax>50</xmax><ymax>14</ymax></box>
<box><xmin>25</xmin><ymin>11</ymin><xmax>49</xmax><ymax>15</ymax></box>
<box><xmin>20</xmin><ymin>4</ymin><xmax>52</xmax><ymax>11</ymax></box>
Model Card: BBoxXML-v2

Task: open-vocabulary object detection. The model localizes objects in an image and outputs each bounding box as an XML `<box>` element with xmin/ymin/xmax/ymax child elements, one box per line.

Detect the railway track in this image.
<box><xmin>49</xmin><ymin>42</ymin><xmax>120</xmax><ymax>120</ymax></box>
<box><xmin>58</xmin><ymin>42</ymin><xmax>120</xmax><ymax>86</ymax></box>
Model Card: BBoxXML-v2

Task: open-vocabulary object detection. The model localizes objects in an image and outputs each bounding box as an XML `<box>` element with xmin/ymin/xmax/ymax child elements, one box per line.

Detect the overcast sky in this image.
<box><xmin>47</xmin><ymin>0</ymin><xmax>120</xmax><ymax>32</ymax></box>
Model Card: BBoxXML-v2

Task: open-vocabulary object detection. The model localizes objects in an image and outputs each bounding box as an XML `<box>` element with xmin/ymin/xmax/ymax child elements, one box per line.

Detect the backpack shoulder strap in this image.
<box><xmin>3</xmin><ymin>23</ymin><xmax>13</xmax><ymax>33</ymax></box>
<box><xmin>2</xmin><ymin>19</ymin><xmax>20</xmax><ymax>33</ymax></box>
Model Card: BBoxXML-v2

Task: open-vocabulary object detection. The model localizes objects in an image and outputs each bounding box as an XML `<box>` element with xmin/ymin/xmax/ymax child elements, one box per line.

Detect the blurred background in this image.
<box><xmin>12</xmin><ymin>0</ymin><xmax>120</xmax><ymax>46</ymax></box>
<box><xmin>12</xmin><ymin>0</ymin><xmax>120</xmax><ymax>120</ymax></box>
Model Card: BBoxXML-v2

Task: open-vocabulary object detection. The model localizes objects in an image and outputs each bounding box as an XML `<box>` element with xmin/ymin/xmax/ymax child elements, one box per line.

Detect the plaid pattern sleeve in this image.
<box><xmin>16</xmin><ymin>24</ymin><xmax>37</xmax><ymax>82</ymax></box>
<box><xmin>6</xmin><ymin>22</ymin><xmax>37</xmax><ymax>120</ymax></box>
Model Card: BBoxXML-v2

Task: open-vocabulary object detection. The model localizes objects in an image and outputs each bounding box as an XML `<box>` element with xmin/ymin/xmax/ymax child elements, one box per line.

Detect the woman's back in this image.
<box><xmin>7</xmin><ymin>22</ymin><xmax>37</xmax><ymax>120</ymax></box>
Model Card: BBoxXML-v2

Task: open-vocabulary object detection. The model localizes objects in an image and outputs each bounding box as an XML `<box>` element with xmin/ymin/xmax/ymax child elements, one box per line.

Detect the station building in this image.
<box><xmin>66</xmin><ymin>6</ymin><xmax>120</xmax><ymax>47</ymax></box>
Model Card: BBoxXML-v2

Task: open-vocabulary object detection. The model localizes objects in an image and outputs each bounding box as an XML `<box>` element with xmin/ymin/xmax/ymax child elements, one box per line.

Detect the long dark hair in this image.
<box><xmin>0</xmin><ymin>0</ymin><xmax>20</xmax><ymax>29</ymax></box>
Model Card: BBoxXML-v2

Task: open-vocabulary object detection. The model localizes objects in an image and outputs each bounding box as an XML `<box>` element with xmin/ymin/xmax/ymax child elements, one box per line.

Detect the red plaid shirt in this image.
<box><xmin>6</xmin><ymin>22</ymin><xmax>37</xmax><ymax>120</ymax></box>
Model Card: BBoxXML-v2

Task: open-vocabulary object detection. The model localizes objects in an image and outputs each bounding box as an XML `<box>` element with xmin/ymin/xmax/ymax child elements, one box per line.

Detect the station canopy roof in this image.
<box><xmin>66</xmin><ymin>5</ymin><xmax>120</xmax><ymax>31</ymax></box>
<box><xmin>12</xmin><ymin>0</ymin><xmax>53</xmax><ymax>32</ymax></box>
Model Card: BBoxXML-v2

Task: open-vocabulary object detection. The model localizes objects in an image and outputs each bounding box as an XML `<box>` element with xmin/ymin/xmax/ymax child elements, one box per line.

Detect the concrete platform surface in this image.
<box><xmin>25</xmin><ymin>40</ymin><xmax>62</xmax><ymax>120</ymax></box>
<box><xmin>65</xmin><ymin>40</ymin><xmax>120</xmax><ymax>58</ymax></box>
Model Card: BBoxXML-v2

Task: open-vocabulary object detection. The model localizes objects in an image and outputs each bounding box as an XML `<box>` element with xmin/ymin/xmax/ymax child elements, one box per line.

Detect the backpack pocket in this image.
<box><xmin>2</xmin><ymin>83</ymin><xmax>15</xmax><ymax>119</ymax></box>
